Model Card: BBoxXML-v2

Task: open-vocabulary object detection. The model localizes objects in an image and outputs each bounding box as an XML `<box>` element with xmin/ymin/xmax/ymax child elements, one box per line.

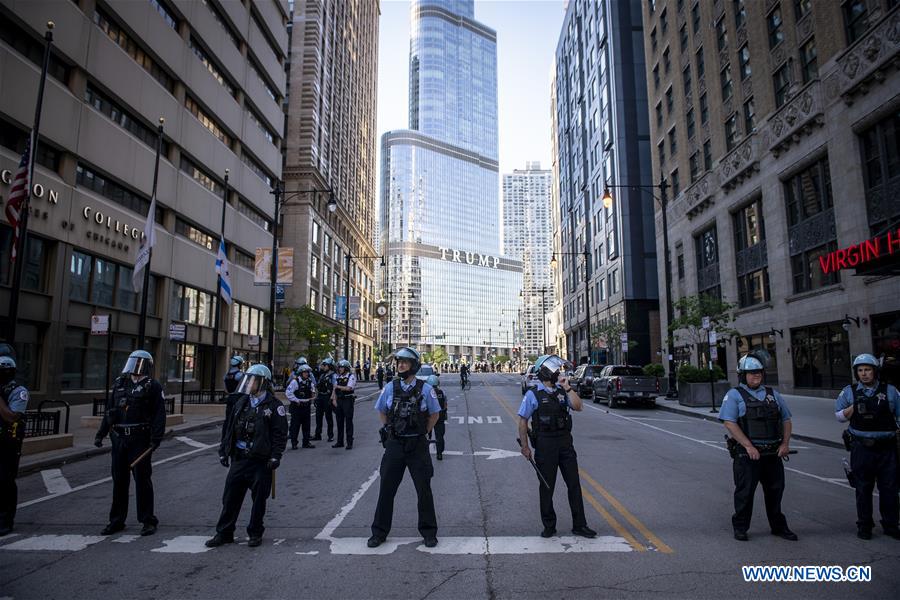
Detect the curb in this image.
<box><xmin>18</xmin><ymin>418</ymin><xmax>225</xmax><ymax>476</ymax></box>
<box><xmin>654</xmin><ymin>402</ymin><xmax>844</xmax><ymax>450</ymax></box>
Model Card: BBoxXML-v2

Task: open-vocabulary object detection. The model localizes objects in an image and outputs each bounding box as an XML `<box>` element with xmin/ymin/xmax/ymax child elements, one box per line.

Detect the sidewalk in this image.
<box><xmin>654</xmin><ymin>393</ymin><xmax>845</xmax><ymax>449</ymax></box>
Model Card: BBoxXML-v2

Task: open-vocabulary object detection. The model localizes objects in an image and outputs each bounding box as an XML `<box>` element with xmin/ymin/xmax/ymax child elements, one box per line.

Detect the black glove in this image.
<box><xmin>93</xmin><ymin>437</ymin><xmax>103</xmax><ymax>448</ymax></box>
<box><xmin>268</xmin><ymin>457</ymin><xmax>280</xmax><ymax>471</ymax></box>
<box><xmin>151</xmin><ymin>440</ymin><xmax>161</xmax><ymax>451</ymax></box>
<box><xmin>219</xmin><ymin>455</ymin><xmax>230</xmax><ymax>467</ymax></box>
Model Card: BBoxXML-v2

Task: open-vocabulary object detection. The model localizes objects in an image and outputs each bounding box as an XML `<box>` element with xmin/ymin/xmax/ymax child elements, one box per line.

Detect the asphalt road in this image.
<box><xmin>2</xmin><ymin>373</ymin><xmax>899</xmax><ymax>599</ymax></box>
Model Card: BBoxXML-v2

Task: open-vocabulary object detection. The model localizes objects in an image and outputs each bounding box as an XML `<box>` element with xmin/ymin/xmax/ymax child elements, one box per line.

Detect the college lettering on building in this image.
<box><xmin>438</xmin><ymin>246</ymin><xmax>500</xmax><ymax>269</ymax></box>
<box><xmin>0</xmin><ymin>169</ymin><xmax>60</xmax><ymax>204</ymax></box>
<box><xmin>818</xmin><ymin>225</ymin><xmax>900</xmax><ymax>274</ymax></box>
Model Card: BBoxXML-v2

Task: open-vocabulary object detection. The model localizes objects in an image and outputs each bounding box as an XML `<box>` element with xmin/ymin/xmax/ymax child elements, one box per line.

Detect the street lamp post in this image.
<box><xmin>602</xmin><ymin>179</ymin><xmax>676</xmax><ymax>397</ymax></box>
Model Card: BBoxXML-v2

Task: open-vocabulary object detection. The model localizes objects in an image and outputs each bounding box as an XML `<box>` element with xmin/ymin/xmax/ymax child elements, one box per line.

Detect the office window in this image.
<box><xmin>671</xmin><ymin>169</ymin><xmax>680</xmax><ymax>197</ymax></box>
<box><xmin>661</xmin><ymin>7</ymin><xmax>668</xmax><ymax>33</ymax></box>
<box><xmin>185</xmin><ymin>95</ymin><xmax>232</xmax><ymax>147</ymax></box>
<box><xmin>76</xmin><ymin>163</ymin><xmax>152</xmax><ymax>218</ymax></box>
<box><xmin>720</xmin><ymin>64</ymin><xmax>733</xmax><ymax>102</ymax></box>
<box><xmin>695</xmin><ymin>226</ymin><xmax>721</xmax><ymax>299</ymax></box>
<box><xmin>794</xmin><ymin>0</ymin><xmax>812</xmax><ymax>20</ymax></box>
<box><xmin>651</xmin><ymin>27</ymin><xmax>658</xmax><ymax>53</ymax></box>
<box><xmin>687</xmin><ymin>108</ymin><xmax>696</xmax><ymax>139</ymax></box>
<box><xmin>716</xmin><ymin>17</ymin><xmax>728</xmax><ymax>51</ymax></box>
<box><xmin>733</xmin><ymin>199</ymin><xmax>770</xmax><ymax>307</ymax></box>
<box><xmin>241</xmin><ymin>152</ymin><xmax>273</xmax><ymax>187</ymax></box>
<box><xmin>656</xmin><ymin>102</ymin><xmax>663</xmax><ymax>128</ymax></box>
<box><xmin>725</xmin><ymin>115</ymin><xmax>739</xmax><ymax>151</ymax></box>
<box><xmin>175</xmin><ymin>218</ymin><xmax>216</xmax><ymax>251</ymax></box>
<box><xmin>773</xmin><ymin>65</ymin><xmax>790</xmax><ymax>108</ymax></box>
<box><xmin>149</xmin><ymin>0</ymin><xmax>178</xmax><ymax>29</ymax></box>
<box><xmin>800</xmin><ymin>38</ymin><xmax>817</xmax><ymax>83</ymax></box>
<box><xmin>85</xmin><ymin>84</ymin><xmax>170</xmax><ymax>153</ymax></box>
<box><xmin>696</xmin><ymin>46</ymin><xmax>705</xmax><ymax>77</ymax></box>
<box><xmin>658</xmin><ymin>140</ymin><xmax>666</xmax><ymax>167</ymax></box>
<box><xmin>676</xmin><ymin>245</ymin><xmax>685</xmax><ymax>279</ymax></box>
<box><xmin>683</xmin><ymin>65</ymin><xmax>692</xmax><ymax>96</ymax></box>
<box><xmin>664</xmin><ymin>47</ymin><xmax>671</xmax><ymax>74</ymax></box>
<box><xmin>843</xmin><ymin>0</ymin><xmax>868</xmax><ymax>44</ymax></box>
<box><xmin>700</xmin><ymin>93</ymin><xmax>709</xmax><ymax>124</ymax></box>
<box><xmin>738</xmin><ymin>45</ymin><xmax>751</xmax><ymax>80</ymax></box>
<box><xmin>860</xmin><ymin>110</ymin><xmax>900</xmax><ymax>233</ymax></box>
<box><xmin>246</xmin><ymin>107</ymin><xmax>276</xmax><ymax>145</ymax></box>
<box><xmin>690</xmin><ymin>152</ymin><xmax>700</xmax><ymax>182</ymax></box>
<box><xmin>666</xmin><ymin>86</ymin><xmax>674</xmax><ymax>113</ymax></box>
<box><xmin>92</xmin><ymin>9</ymin><xmax>173</xmax><ymax>92</ymax></box>
<box><xmin>734</xmin><ymin>0</ymin><xmax>746</xmax><ymax>28</ymax></box>
<box><xmin>791</xmin><ymin>323</ymin><xmax>851</xmax><ymax>389</ymax></box>
<box><xmin>669</xmin><ymin>128</ymin><xmax>678</xmax><ymax>156</ymax></box>
<box><xmin>189</xmin><ymin>36</ymin><xmax>235</xmax><ymax>97</ymax></box>
<box><xmin>180</xmin><ymin>155</ymin><xmax>224</xmax><ymax>197</ymax></box>
<box><xmin>201</xmin><ymin>0</ymin><xmax>240</xmax><ymax>48</ymax></box>
<box><xmin>785</xmin><ymin>156</ymin><xmax>838</xmax><ymax>292</ymax></box>
<box><xmin>680</xmin><ymin>25</ymin><xmax>688</xmax><ymax>53</ymax></box>
<box><xmin>768</xmin><ymin>6</ymin><xmax>784</xmax><ymax>48</ymax></box>
<box><xmin>653</xmin><ymin>64</ymin><xmax>660</xmax><ymax>89</ymax></box>
<box><xmin>703</xmin><ymin>139</ymin><xmax>712</xmax><ymax>170</ymax></box>
<box><xmin>0</xmin><ymin>12</ymin><xmax>70</xmax><ymax>84</ymax></box>
<box><xmin>743</xmin><ymin>98</ymin><xmax>756</xmax><ymax>133</ymax></box>
<box><xmin>236</xmin><ymin>198</ymin><xmax>272</xmax><ymax>232</ymax></box>
<box><xmin>311</xmin><ymin>255</ymin><xmax>319</xmax><ymax>280</ymax></box>
<box><xmin>691</xmin><ymin>2</ymin><xmax>701</xmax><ymax>34</ymax></box>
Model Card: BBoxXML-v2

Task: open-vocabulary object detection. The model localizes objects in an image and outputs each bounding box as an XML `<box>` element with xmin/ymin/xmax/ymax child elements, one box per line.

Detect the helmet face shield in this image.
<box><xmin>538</xmin><ymin>355</ymin><xmax>566</xmax><ymax>375</ymax></box>
<box><xmin>122</xmin><ymin>357</ymin><xmax>153</xmax><ymax>377</ymax></box>
<box><xmin>236</xmin><ymin>374</ymin><xmax>267</xmax><ymax>396</ymax></box>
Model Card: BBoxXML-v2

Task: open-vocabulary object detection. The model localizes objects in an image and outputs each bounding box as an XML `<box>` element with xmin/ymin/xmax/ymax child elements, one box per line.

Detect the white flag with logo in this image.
<box><xmin>216</xmin><ymin>239</ymin><xmax>233</xmax><ymax>305</ymax></box>
<box><xmin>132</xmin><ymin>192</ymin><xmax>157</xmax><ymax>292</ymax></box>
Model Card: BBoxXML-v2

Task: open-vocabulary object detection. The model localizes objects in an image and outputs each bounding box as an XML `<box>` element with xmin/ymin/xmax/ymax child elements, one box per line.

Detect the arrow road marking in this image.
<box><xmin>40</xmin><ymin>469</ymin><xmax>71</xmax><ymax>495</ymax></box>
<box><xmin>175</xmin><ymin>436</ymin><xmax>209</xmax><ymax>449</ymax></box>
<box><xmin>428</xmin><ymin>446</ymin><xmax>519</xmax><ymax>459</ymax></box>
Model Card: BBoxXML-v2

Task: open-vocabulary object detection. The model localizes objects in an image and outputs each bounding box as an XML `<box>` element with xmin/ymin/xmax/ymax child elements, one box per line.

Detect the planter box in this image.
<box><xmin>678</xmin><ymin>381</ymin><xmax>732</xmax><ymax>408</ymax></box>
<box><xmin>23</xmin><ymin>433</ymin><xmax>73</xmax><ymax>455</ymax></box>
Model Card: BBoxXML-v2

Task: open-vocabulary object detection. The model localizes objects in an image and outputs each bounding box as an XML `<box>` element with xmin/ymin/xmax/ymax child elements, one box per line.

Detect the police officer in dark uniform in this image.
<box><xmin>224</xmin><ymin>355</ymin><xmax>244</xmax><ymax>394</ymax></box>
<box><xmin>720</xmin><ymin>353</ymin><xmax>797</xmax><ymax>542</ymax></box>
<box><xmin>94</xmin><ymin>350</ymin><xmax>166</xmax><ymax>536</ymax></box>
<box><xmin>426</xmin><ymin>375</ymin><xmax>447</xmax><ymax>460</ymax></box>
<box><xmin>517</xmin><ymin>355</ymin><xmax>596</xmax><ymax>539</ymax></box>
<box><xmin>835</xmin><ymin>353</ymin><xmax>900</xmax><ymax>540</ymax></box>
<box><xmin>331</xmin><ymin>359</ymin><xmax>357</xmax><ymax>450</ymax></box>
<box><xmin>376</xmin><ymin>363</ymin><xmax>385</xmax><ymax>390</ymax></box>
<box><xmin>285</xmin><ymin>364</ymin><xmax>316</xmax><ymax>449</ymax></box>
<box><xmin>313</xmin><ymin>358</ymin><xmax>335</xmax><ymax>442</ymax></box>
<box><xmin>369</xmin><ymin>347</ymin><xmax>441</xmax><ymax>548</ymax></box>
<box><xmin>207</xmin><ymin>364</ymin><xmax>287</xmax><ymax>548</ymax></box>
<box><xmin>0</xmin><ymin>356</ymin><xmax>28</xmax><ymax>536</ymax></box>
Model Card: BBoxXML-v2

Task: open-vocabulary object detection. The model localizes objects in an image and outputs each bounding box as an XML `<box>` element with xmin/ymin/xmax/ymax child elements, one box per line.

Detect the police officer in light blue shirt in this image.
<box><xmin>834</xmin><ymin>353</ymin><xmax>900</xmax><ymax>540</ymax></box>
<box><xmin>719</xmin><ymin>352</ymin><xmax>796</xmax><ymax>542</ymax></box>
<box><xmin>368</xmin><ymin>347</ymin><xmax>441</xmax><ymax>549</ymax></box>
<box><xmin>0</xmin><ymin>356</ymin><xmax>28</xmax><ymax>536</ymax></box>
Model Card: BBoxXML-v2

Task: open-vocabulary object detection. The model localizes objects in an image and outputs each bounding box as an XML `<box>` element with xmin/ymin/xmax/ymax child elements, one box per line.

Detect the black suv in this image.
<box><xmin>569</xmin><ymin>364</ymin><xmax>604</xmax><ymax>397</ymax></box>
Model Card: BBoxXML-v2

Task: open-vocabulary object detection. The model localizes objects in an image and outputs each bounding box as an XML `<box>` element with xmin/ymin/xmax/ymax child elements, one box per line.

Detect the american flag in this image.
<box><xmin>4</xmin><ymin>132</ymin><xmax>32</xmax><ymax>265</ymax></box>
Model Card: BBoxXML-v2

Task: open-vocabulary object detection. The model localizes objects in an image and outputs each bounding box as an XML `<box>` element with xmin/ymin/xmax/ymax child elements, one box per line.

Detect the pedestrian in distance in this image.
<box><xmin>0</xmin><ymin>356</ymin><xmax>28</xmax><ymax>537</ymax></box>
<box><xmin>313</xmin><ymin>358</ymin><xmax>336</xmax><ymax>442</ymax></box>
<box><xmin>332</xmin><ymin>359</ymin><xmax>357</xmax><ymax>449</ymax></box>
<box><xmin>224</xmin><ymin>355</ymin><xmax>244</xmax><ymax>394</ymax></box>
<box><xmin>835</xmin><ymin>353</ymin><xmax>900</xmax><ymax>540</ymax></box>
<box><xmin>207</xmin><ymin>364</ymin><xmax>287</xmax><ymax>548</ymax></box>
<box><xmin>355</xmin><ymin>360</ymin><xmax>362</xmax><ymax>381</ymax></box>
<box><xmin>517</xmin><ymin>355</ymin><xmax>597</xmax><ymax>539</ymax></box>
<box><xmin>720</xmin><ymin>352</ymin><xmax>797</xmax><ymax>542</ymax></box>
<box><xmin>369</xmin><ymin>347</ymin><xmax>441</xmax><ymax>548</ymax></box>
<box><xmin>94</xmin><ymin>350</ymin><xmax>166</xmax><ymax>537</ymax></box>
<box><xmin>426</xmin><ymin>375</ymin><xmax>448</xmax><ymax>460</ymax></box>
<box><xmin>286</xmin><ymin>364</ymin><xmax>316</xmax><ymax>450</ymax></box>
<box><xmin>365</xmin><ymin>359</ymin><xmax>371</xmax><ymax>382</ymax></box>
<box><xmin>376</xmin><ymin>363</ymin><xmax>385</xmax><ymax>390</ymax></box>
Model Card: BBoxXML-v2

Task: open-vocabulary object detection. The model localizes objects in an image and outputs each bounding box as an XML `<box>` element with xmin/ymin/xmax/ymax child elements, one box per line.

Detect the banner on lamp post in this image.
<box><xmin>254</xmin><ymin>247</ymin><xmax>294</xmax><ymax>286</ymax></box>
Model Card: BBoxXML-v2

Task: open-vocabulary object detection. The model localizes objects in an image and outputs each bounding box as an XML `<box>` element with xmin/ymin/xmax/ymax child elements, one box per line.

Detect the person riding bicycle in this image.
<box><xmin>460</xmin><ymin>363</ymin><xmax>470</xmax><ymax>387</ymax></box>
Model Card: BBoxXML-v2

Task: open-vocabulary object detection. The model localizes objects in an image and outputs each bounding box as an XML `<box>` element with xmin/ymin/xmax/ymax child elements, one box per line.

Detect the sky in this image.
<box><xmin>376</xmin><ymin>0</ymin><xmax>567</xmax><ymax>180</ymax></box>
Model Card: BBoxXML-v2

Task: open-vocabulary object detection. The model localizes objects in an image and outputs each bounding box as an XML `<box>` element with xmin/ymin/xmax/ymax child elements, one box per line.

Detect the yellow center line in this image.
<box><xmin>484</xmin><ymin>381</ymin><xmax>645</xmax><ymax>551</ymax></box>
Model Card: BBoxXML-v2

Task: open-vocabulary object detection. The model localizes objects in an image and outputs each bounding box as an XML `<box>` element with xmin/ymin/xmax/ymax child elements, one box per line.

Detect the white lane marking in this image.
<box><xmin>175</xmin><ymin>436</ymin><xmax>209</xmax><ymax>449</ymax></box>
<box><xmin>150</xmin><ymin>536</ymin><xmax>213</xmax><ymax>554</ymax></box>
<box><xmin>273</xmin><ymin>538</ymin><xmax>286</xmax><ymax>546</ymax></box>
<box><xmin>0</xmin><ymin>534</ymin><xmax>20</xmax><ymax>544</ymax></box>
<box><xmin>111</xmin><ymin>535</ymin><xmax>140</xmax><ymax>544</ymax></box>
<box><xmin>40</xmin><ymin>469</ymin><xmax>72</xmax><ymax>495</ymax></box>
<box><xmin>314</xmin><ymin>469</ymin><xmax>380</xmax><ymax>541</ymax></box>
<box><xmin>427</xmin><ymin>446</ymin><xmax>519</xmax><ymax>459</ymax></box>
<box><xmin>487</xmin><ymin>416</ymin><xmax>502</xmax><ymax>423</ymax></box>
<box><xmin>585</xmin><ymin>404</ymin><xmax>852</xmax><ymax>490</ymax></box>
<box><xmin>0</xmin><ymin>534</ymin><xmax>105</xmax><ymax>552</ymax></box>
<box><xmin>448</xmin><ymin>416</ymin><xmax>504</xmax><ymax>425</ymax></box>
<box><xmin>295</xmin><ymin>550</ymin><xmax>320</xmax><ymax>555</ymax></box>
<box><xmin>17</xmin><ymin>444</ymin><xmax>218</xmax><ymax>509</ymax></box>
<box><xmin>329</xmin><ymin>535</ymin><xmax>633</xmax><ymax>555</ymax></box>
<box><xmin>626</xmin><ymin>418</ymin><xmax>688</xmax><ymax>423</ymax></box>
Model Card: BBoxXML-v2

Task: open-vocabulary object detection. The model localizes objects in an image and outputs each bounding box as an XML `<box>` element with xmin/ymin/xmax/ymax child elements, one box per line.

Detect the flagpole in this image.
<box><xmin>137</xmin><ymin>118</ymin><xmax>164</xmax><ymax>349</ymax></box>
<box><xmin>5</xmin><ymin>22</ymin><xmax>53</xmax><ymax>345</ymax></box>
<box><xmin>210</xmin><ymin>170</ymin><xmax>228</xmax><ymax>399</ymax></box>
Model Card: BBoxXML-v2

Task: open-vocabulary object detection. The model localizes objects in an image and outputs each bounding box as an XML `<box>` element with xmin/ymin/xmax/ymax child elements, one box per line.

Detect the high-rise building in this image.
<box><xmin>502</xmin><ymin>162</ymin><xmax>553</xmax><ymax>357</ymax></box>
<box><xmin>281</xmin><ymin>0</ymin><xmax>380</xmax><ymax>364</ymax></box>
<box><xmin>553</xmin><ymin>0</ymin><xmax>660</xmax><ymax>367</ymax></box>
<box><xmin>643</xmin><ymin>0</ymin><xmax>900</xmax><ymax>392</ymax></box>
<box><xmin>380</xmin><ymin>0</ymin><xmax>521</xmax><ymax>362</ymax></box>
<box><xmin>0</xmin><ymin>0</ymin><xmax>287</xmax><ymax>402</ymax></box>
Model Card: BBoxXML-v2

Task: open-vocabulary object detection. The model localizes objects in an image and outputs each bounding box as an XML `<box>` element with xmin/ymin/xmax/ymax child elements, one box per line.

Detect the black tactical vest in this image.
<box><xmin>224</xmin><ymin>369</ymin><xmax>241</xmax><ymax>394</ymax></box>
<box><xmin>294</xmin><ymin>377</ymin><xmax>314</xmax><ymax>401</ymax></box>
<box><xmin>235</xmin><ymin>401</ymin><xmax>257</xmax><ymax>448</ymax></box>
<box><xmin>531</xmin><ymin>387</ymin><xmax>572</xmax><ymax>435</ymax></box>
<box><xmin>0</xmin><ymin>381</ymin><xmax>25</xmax><ymax>441</ymax></box>
<box><xmin>317</xmin><ymin>371</ymin><xmax>334</xmax><ymax>396</ymax></box>
<box><xmin>109</xmin><ymin>376</ymin><xmax>153</xmax><ymax>425</ymax></box>
<box><xmin>736</xmin><ymin>386</ymin><xmax>783</xmax><ymax>442</ymax></box>
<box><xmin>389</xmin><ymin>379</ymin><xmax>428</xmax><ymax>436</ymax></box>
<box><xmin>850</xmin><ymin>383</ymin><xmax>897</xmax><ymax>433</ymax></box>
<box><xmin>336</xmin><ymin>373</ymin><xmax>354</xmax><ymax>400</ymax></box>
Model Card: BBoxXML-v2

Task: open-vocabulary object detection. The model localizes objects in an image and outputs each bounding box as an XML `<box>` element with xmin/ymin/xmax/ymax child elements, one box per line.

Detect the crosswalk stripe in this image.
<box><xmin>40</xmin><ymin>469</ymin><xmax>72</xmax><ymax>495</ymax></box>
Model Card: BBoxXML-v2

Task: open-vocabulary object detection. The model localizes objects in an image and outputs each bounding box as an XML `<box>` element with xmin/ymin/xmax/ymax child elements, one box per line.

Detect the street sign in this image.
<box><xmin>168</xmin><ymin>322</ymin><xmax>186</xmax><ymax>341</ymax></box>
<box><xmin>248</xmin><ymin>335</ymin><xmax>260</xmax><ymax>348</ymax></box>
<box><xmin>702</xmin><ymin>316</ymin><xmax>710</xmax><ymax>330</ymax></box>
<box><xmin>620</xmin><ymin>342</ymin><xmax>628</xmax><ymax>353</ymax></box>
<box><xmin>275</xmin><ymin>284</ymin><xmax>285</xmax><ymax>304</ymax></box>
<box><xmin>708</xmin><ymin>330</ymin><xmax>717</xmax><ymax>344</ymax></box>
<box><xmin>619</xmin><ymin>333</ymin><xmax>628</xmax><ymax>343</ymax></box>
<box><xmin>90</xmin><ymin>314</ymin><xmax>110</xmax><ymax>336</ymax></box>
<box><xmin>710</xmin><ymin>346</ymin><xmax>719</xmax><ymax>360</ymax></box>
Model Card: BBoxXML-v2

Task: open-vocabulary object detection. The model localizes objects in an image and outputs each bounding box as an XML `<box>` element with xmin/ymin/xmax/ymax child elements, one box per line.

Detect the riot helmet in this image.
<box><xmin>852</xmin><ymin>353</ymin><xmax>880</xmax><ymax>381</ymax></box>
<box><xmin>122</xmin><ymin>350</ymin><xmax>153</xmax><ymax>378</ymax></box>
<box><xmin>425</xmin><ymin>374</ymin><xmax>440</xmax><ymax>388</ymax></box>
<box><xmin>534</xmin><ymin>355</ymin><xmax>567</xmax><ymax>384</ymax></box>
<box><xmin>737</xmin><ymin>351</ymin><xmax>767</xmax><ymax>386</ymax></box>
<box><xmin>0</xmin><ymin>355</ymin><xmax>16</xmax><ymax>386</ymax></box>
<box><xmin>337</xmin><ymin>359</ymin><xmax>352</xmax><ymax>372</ymax></box>
<box><xmin>298</xmin><ymin>364</ymin><xmax>313</xmax><ymax>378</ymax></box>
<box><xmin>230</xmin><ymin>355</ymin><xmax>244</xmax><ymax>368</ymax></box>
<box><xmin>237</xmin><ymin>364</ymin><xmax>272</xmax><ymax>396</ymax></box>
<box><xmin>393</xmin><ymin>347</ymin><xmax>421</xmax><ymax>379</ymax></box>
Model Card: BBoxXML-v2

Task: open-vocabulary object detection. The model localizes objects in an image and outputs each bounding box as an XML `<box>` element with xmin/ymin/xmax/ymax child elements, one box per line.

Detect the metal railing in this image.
<box><xmin>23</xmin><ymin>399</ymin><xmax>71</xmax><ymax>438</ymax></box>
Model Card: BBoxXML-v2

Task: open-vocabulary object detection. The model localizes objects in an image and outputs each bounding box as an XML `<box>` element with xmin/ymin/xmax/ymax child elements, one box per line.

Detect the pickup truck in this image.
<box><xmin>569</xmin><ymin>364</ymin><xmax>604</xmax><ymax>397</ymax></box>
<box><xmin>591</xmin><ymin>365</ymin><xmax>659</xmax><ymax>407</ymax></box>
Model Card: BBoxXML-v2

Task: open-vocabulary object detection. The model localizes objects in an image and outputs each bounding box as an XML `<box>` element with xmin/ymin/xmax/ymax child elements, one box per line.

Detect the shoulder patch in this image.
<box><xmin>18</xmin><ymin>389</ymin><xmax>29</xmax><ymax>403</ymax></box>
<box><xmin>429</xmin><ymin>389</ymin><xmax>438</xmax><ymax>400</ymax></box>
<box><xmin>276</xmin><ymin>404</ymin><xmax>286</xmax><ymax>417</ymax></box>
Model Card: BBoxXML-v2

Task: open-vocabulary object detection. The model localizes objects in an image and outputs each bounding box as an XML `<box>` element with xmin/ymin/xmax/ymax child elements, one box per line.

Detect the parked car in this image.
<box><xmin>416</xmin><ymin>364</ymin><xmax>438</xmax><ymax>382</ymax></box>
<box><xmin>520</xmin><ymin>365</ymin><xmax>538</xmax><ymax>395</ymax></box>
<box><xmin>592</xmin><ymin>365</ymin><xmax>659</xmax><ymax>407</ymax></box>
<box><xmin>569</xmin><ymin>364</ymin><xmax>604</xmax><ymax>397</ymax></box>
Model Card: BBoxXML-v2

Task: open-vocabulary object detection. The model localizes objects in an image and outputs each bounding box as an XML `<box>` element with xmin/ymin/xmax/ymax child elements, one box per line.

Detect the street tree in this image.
<box><xmin>277</xmin><ymin>306</ymin><xmax>342</xmax><ymax>366</ymax></box>
<box><xmin>668</xmin><ymin>294</ymin><xmax>740</xmax><ymax>368</ymax></box>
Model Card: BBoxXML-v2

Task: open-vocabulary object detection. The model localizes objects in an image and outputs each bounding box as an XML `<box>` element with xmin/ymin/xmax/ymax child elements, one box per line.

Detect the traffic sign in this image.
<box><xmin>90</xmin><ymin>315</ymin><xmax>110</xmax><ymax>336</ymax></box>
<box><xmin>168</xmin><ymin>322</ymin><xmax>186</xmax><ymax>341</ymax></box>
<box><xmin>619</xmin><ymin>332</ymin><xmax>628</xmax><ymax>343</ymax></box>
<box><xmin>708</xmin><ymin>330</ymin><xmax>717</xmax><ymax>344</ymax></box>
<box><xmin>702</xmin><ymin>316</ymin><xmax>710</xmax><ymax>330</ymax></box>
<box><xmin>248</xmin><ymin>335</ymin><xmax>261</xmax><ymax>348</ymax></box>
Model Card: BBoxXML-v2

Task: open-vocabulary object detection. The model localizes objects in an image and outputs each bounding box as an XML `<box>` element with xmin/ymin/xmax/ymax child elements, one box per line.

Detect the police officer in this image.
<box><xmin>286</xmin><ymin>364</ymin><xmax>316</xmax><ymax>450</ymax></box>
<box><xmin>207</xmin><ymin>364</ymin><xmax>287</xmax><ymax>548</ymax></box>
<box><xmin>94</xmin><ymin>350</ymin><xmax>166</xmax><ymax>536</ymax></box>
<box><xmin>517</xmin><ymin>355</ymin><xmax>596</xmax><ymax>539</ymax></box>
<box><xmin>313</xmin><ymin>358</ymin><xmax>335</xmax><ymax>442</ymax></box>
<box><xmin>376</xmin><ymin>363</ymin><xmax>385</xmax><ymax>390</ymax></box>
<box><xmin>331</xmin><ymin>359</ymin><xmax>357</xmax><ymax>449</ymax></box>
<box><xmin>369</xmin><ymin>347</ymin><xmax>441</xmax><ymax>548</ymax></box>
<box><xmin>224</xmin><ymin>356</ymin><xmax>244</xmax><ymax>394</ymax></box>
<box><xmin>0</xmin><ymin>356</ymin><xmax>28</xmax><ymax>536</ymax></box>
<box><xmin>426</xmin><ymin>375</ymin><xmax>447</xmax><ymax>460</ymax></box>
<box><xmin>720</xmin><ymin>352</ymin><xmax>797</xmax><ymax>542</ymax></box>
<box><xmin>460</xmin><ymin>362</ymin><xmax>470</xmax><ymax>387</ymax></box>
<box><xmin>835</xmin><ymin>353</ymin><xmax>900</xmax><ymax>540</ymax></box>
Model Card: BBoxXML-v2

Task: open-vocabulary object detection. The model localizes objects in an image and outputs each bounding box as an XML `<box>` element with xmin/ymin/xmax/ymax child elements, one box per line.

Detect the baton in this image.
<box><xmin>516</xmin><ymin>438</ymin><xmax>551</xmax><ymax>490</ymax></box>
<box><xmin>130</xmin><ymin>446</ymin><xmax>154</xmax><ymax>470</ymax></box>
<box><xmin>271</xmin><ymin>470</ymin><xmax>276</xmax><ymax>500</ymax></box>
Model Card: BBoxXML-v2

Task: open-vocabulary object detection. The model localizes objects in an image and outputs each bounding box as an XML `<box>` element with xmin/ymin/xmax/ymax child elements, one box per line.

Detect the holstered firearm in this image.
<box><xmin>527</xmin><ymin>427</ymin><xmax>537</xmax><ymax>448</ymax></box>
<box><xmin>725</xmin><ymin>435</ymin><xmax>740</xmax><ymax>458</ymax></box>
<box><xmin>842</xmin><ymin>429</ymin><xmax>853</xmax><ymax>452</ymax></box>
<box><xmin>378</xmin><ymin>425</ymin><xmax>393</xmax><ymax>448</ymax></box>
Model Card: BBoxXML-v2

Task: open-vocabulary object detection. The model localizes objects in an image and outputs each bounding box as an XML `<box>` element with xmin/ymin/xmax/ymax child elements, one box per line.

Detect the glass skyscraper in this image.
<box><xmin>381</xmin><ymin>0</ymin><xmax>521</xmax><ymax>362</ymax></box>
